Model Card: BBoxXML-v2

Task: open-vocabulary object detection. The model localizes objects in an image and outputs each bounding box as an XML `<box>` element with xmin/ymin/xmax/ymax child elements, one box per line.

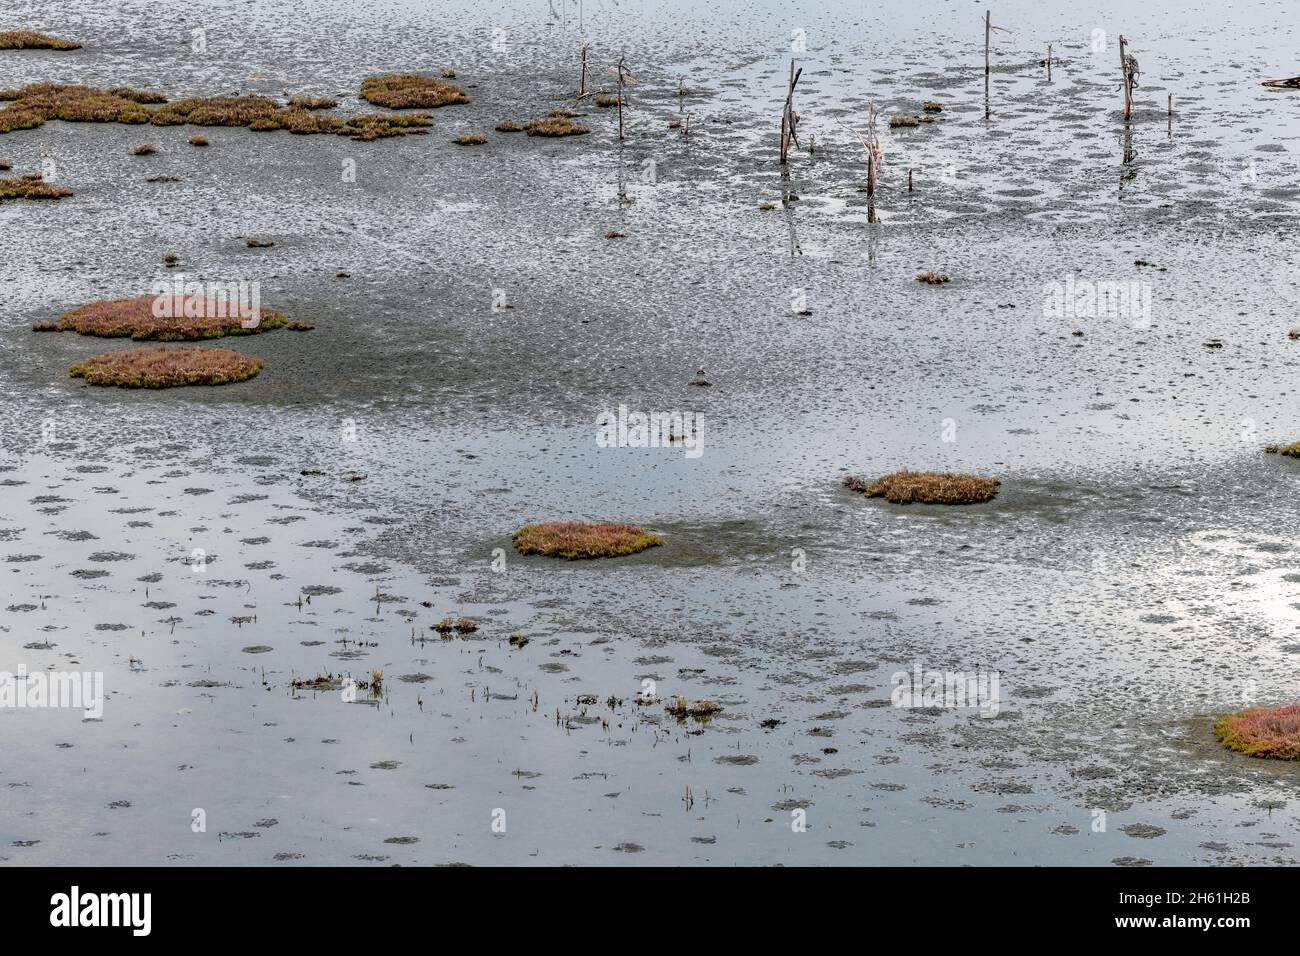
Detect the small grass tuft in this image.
<box><xmin>69</xmin><ymin>345</ymin><xmax>262</xmax><ymax>388</ymax></box>
<box><xmin>507</xmin><ymin>633</ymin><xmax>528</xmax><ymax>648</ymax></box>
<box><xmin>604</xmin><ymin>230</ymin><xmax>625</xmax><ymax>239</ymax></box>
<box><xmin>889</xmin><ymin>113</ymin><xmax>920</xmax><ymax>127</ymax></box>
<box><xmin>454</xmin><ymin>132</ymin><xmax>486</xmax><ymax>145</ymax></box>
<box><xmin>922</xmin><ymin>100</ymin><xmax>943</xmax><ymax>112</ymax></box>
<box><xmin>132</xmin><ymin>143</ymin><xmax>155</xmax><ymax>155</ymax></box>
<box><xmin>1264</xmin><ymin>441</ymin><xmax>1300</xmax><ymax>457</ymax></box>
<box><xmin>246</xmin><ymin>238</ymin><xmax>274</xmax><ymax>247</ymax></box>
<box><xmin>917</xmin><ymin>271</ymin><xmax>949</xmax><ymax>284</ymax></box>
<box><xmin>844</xmin><ymin>470</ymin><xmax>1000</xmax><ymax>505</ymax></box>
<box><xmin>1214</xmin><ymin>704</ymin><xmax>1300</xmax><ymax>760</ymax></box>
<box><xmin>495</xmin><ymin>120</ymin><xmax>523</xmax><ymax>132</ymax></box>
<box><xmin>594</xmin><ymin>94</ymin><xmax>620</xmax><ymax>107</ymax></box>
<box><xmin>513</xmin><ymin>521</ymin><xmax>662</xmax><ymax>559</ymax></box>
<box><xmin>665</xmin><ymin>696</ymin><xmax>722</xmax><ymax>721</ymax></box>
<box><xmin>523</xmin><ymin>116</ymin><xmax>589</xmax><ymax>137</ymax></box>
<box><xmin>0</xmin><ymin>173</ymin><xmax>72</xmax><ymax>201</ymax></box>
<box><xmin>188</xmin><ymin>134</ymin><xmax>208</xmax><ymax>146</ymax></box>
<box><xmin>359</xmin><ymin>74</ymin><xmax>468</xmax><ymax>109</ymax></box>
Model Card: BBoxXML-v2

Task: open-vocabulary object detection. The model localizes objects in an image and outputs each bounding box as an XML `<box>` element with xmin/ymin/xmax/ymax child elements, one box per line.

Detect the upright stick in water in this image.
<box><xmin>779</xmin><ymin>59</ymin><xmax>803</xmax><ymax>164</ymax></box>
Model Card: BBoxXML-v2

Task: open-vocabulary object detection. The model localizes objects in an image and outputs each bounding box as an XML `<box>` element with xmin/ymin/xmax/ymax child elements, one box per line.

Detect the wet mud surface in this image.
<box><xmin>1</xmin><ymin>0</ymin><xmax>1299</xmax><ymax>864</ymax></box>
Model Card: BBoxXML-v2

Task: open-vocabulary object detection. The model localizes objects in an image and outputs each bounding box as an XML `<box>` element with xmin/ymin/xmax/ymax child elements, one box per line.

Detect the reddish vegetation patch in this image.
<box><xmin>513</xmin><ymin>521</ymin><xmax>662</xmax><ymax>559</ymax></box>
<box><xmin>359</xmin><ymin>74</ymin><xmax>468</xmax><ymax>109</ymax></box>
<box><xmin>52</xmin><ymin>295</ymin><xmax>288</xmax><ymax>341</ymax></box>
<box><xmin>523</xmin><ymin>117</ymin><xmax>590</xmax><ymax>137</ymax></box>
<box><xmin>0</xmin><ymin>83</ymin><xmax>429</xmax><ymax>139</ymax></box>
<box><xmin>69</xmin><ymin>345</ymin><xmax>263</xmax><ymax>388</ymax></box>
<box><xmin>0</xmin><ymin>173</ymin><xmax>72</xmax><ymax>201</ymax></box>
<box><xmin>0</xmin><ymin>31</ymin><xmax>81</xmax><ymax>50</ymax></box>
<box><xmin>1214</xmin><ymin>704</ymin><xmax>1300</xmax><ymax>760</ymax></box>
<box><xmin>844</xmin><ymin>470</ymin><xmax>1000</xmax><ymax>505</ymax></box>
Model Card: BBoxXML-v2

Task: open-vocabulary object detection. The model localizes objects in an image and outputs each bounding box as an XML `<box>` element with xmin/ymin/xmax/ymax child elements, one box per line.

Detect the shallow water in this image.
<box><xmin>1</xmin><ymin>0</ymin><xmax>1299</xmax><ymax>865</ymax></box>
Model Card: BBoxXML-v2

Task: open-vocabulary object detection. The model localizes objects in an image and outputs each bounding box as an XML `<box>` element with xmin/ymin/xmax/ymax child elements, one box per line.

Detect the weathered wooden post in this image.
<box><xmin>1046</xmin><ymin>44</ymin><xmax>1052</xmax><ymax>82</ymax></box>
<box><xmin>617</xmin><ymin>54</ymin><xmax>626</xmax><ymax>139</ymax></box>
<box><xmin>985</xmin><ymin>11</ymin><xmax>991</xmax><ymax>76</ymax></box>
<box><xmin>579</xmin><ymin>44</ymin><xmax>588</xmax><ymax>97</ymax></box>
<box><xmin>1119</xmin><ymin>35</ymin><xmax>1135</xmax><ymax>119</ymax></box>
<box><xmin>779</xmin><ymin>59</ymin><xmax>802</xmax><ymax>164</ymax></box>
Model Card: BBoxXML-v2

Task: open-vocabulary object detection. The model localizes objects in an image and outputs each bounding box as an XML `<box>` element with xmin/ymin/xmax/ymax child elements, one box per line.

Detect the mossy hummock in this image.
<box><xmin>513</xmin><ymin>521</ymin><xmax>662</xmax><ymax>559</ymax></box>
<box><xmin>70</xmin><ymin>345</ymin><xmax>263</xmax><ymax>388</ymax></box>
<box><xmin>1214</xmin><ymin>704</ymin><xmax>1300</xmax><ymax>760</ymax></box>
<box><xmin>50</xmin><ymin>295</ymin><xmax>289</xmax><ymax>341</ymax></box>
<box><xmin>844</xmin><ymin>471</ymin><xmax>1000</xmax><ymax>505</ymax></box>
<box><xmin>359</xmin><ymin>74</ymin><xmax>468</xmax><ymax>109</ymax></box>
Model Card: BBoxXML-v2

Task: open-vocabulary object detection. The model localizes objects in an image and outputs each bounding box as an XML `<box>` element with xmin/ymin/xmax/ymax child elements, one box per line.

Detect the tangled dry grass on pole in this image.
<box><xmin>523</xmin><ymin>116</ymin><xmax>590</xmax><ymax>137</ymax></box>
<box><xmin>69</xmin><ymin>345</ymin><xmax>263</xmax><ymax>388</ymax></box>
<box><xmin>0</xmin><ymin>173</ymin><xmax>72</xmax><ymax>202</ymax></box>
<box><xmin>359</xmin><ymin>74</ymin><xmax>468</xmax><ymax>109</ymax></box>
<box><xmin>51</xmin><ymin>295</ymin><xmax>288</xmax><ymax>340</ymax></box>
<box><xmin>0</xmin><ymin>31</ymin><xmax>81</xmax><ymax>50</ymax></box>
<box><xmin>513</xmin><ymin>521</ymin><xmax>662</xmax><ymax>559</ymax></box>
<box><xmin>844</xmin><ymin>471</ymin><xmax>1000</xmax><ymax>505</ymax></box>
<box><xmin>1214</xmin><ymin>704</ymin><xmax>1300</xmax><ymax>760</ymax></box>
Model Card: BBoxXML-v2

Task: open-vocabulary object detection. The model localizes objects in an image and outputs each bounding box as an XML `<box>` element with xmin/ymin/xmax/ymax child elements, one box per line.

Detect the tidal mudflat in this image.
<box><xmin>2</xmin><ymin>0</ymin><xmax>1299</xmax><ymax>867</ymax></box>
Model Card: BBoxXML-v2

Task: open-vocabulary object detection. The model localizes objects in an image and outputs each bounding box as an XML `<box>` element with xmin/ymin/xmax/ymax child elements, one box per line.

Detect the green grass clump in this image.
<box><xmin>359</xmin><ymin>74</ymin><xmax>468</xmax><ymax>109</ymax></box>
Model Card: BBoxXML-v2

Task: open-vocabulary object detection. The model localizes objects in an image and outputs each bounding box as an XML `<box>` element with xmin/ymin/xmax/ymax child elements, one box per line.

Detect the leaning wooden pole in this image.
<box><xmin>579</xmin><ymin>44</ymin><xmax>588</xmax><ymax>97</ymax></box>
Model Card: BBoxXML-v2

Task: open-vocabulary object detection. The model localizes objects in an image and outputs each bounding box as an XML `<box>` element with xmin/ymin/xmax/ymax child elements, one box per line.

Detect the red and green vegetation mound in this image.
<box><xmin>359</xmin><ymin>74</ymin><xmax>468</xmax><ymax>109</ymax></box>
<box><xmin>1214</xmin><ymin>704</ymin><xmax>1300</xmax><ymax>760</ymax></box>
<box><xmin>843</xmin><ymin>470</ymin><xmax>1000</xmax><ymax>505</ymax></box>
<box><xmin>50</xmin><ymin>295</ymin><xmax>288</xmax><ymax>341</ymax></box>
<box><xmin>70</xmin><ymin>345</ymin><xmax>263</xmax><ymax>388</ymax></box>
<box><xmin>512</xmin><ymin>521</ymin><xmax>662</xmax><ymax>559</ymax></box>
<box><xmin>0</xmin><ymin>31</ymin><xmax>81</xmax><ymax>50</ymax></box>
<box><xmin>0</xmin><ymin>173</ymin><xmax>71</xmax><ymax>201</ymax></box>
<box><xmin>0</xmin><ymin>83</ymin><xmax>430</xmax><ymax>139</ymax></box>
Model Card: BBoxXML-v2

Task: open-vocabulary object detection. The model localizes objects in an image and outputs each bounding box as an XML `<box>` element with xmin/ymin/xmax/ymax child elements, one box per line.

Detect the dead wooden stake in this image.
<box><xmin>867</xmin><ymin>153</ymin><xmax>876</xmax><ymax>197</ymax></box>
<box><xmin>1167</xmin><ymin>93</ymin><xmax>1172</xmax><ymax>115</ymax></box>
<box><xmin>908</xmin><ymin>168</ymin><xmax>913</xmax><ymax>192</ymax></box>
<box><xmin>616</xmin><ymin>54</ymin><xmax>626</xmax><ymax>140</ymax></box>
<box><xmin>985</xmin><ymin>11</ymin><xmax>991</xmax><ymax>75</ymax></box>
<box><xmin>579</xmin><ymin>44</ymin><xmax>588</xmax><ymax>97</ymax></box>
<box><xmin>1046</xmin><ymin>44</ymin><xmax>1052</xmax><ymax>82</ymax></box>
<box><xmin>1120</xmin><ymin>35</ymin><xmax>1132</xmax><ymax>120</ymax></box>
<box><xmin>779</xmin><ymin>60</ymin><xmax>802</xmax><ymax>164</ymax></box>
<box><xmin>683</xmin><ymin>111</ymin><xmax>690</xmax><ymax>137</ymax></box>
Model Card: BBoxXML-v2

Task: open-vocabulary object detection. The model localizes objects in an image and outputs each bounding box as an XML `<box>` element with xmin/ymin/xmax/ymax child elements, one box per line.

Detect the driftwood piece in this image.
<box><xmin>1262</xmin><ymin>76</ymin><xmax>1300</xmax><ymax>88</ymax></box>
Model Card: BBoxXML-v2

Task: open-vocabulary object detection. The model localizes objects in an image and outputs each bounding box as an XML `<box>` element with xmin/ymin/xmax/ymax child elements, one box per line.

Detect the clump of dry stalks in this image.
<box><xmin>843</xmin><ymin>470</ymin><xmax>1000</xmax><ymax>505</ymax></box>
